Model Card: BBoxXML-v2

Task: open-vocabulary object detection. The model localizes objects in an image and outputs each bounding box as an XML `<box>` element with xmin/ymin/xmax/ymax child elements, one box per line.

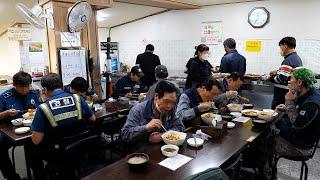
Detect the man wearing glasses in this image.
<box><xmin>121</xmin><ymin>81</ymin><xmax>184</xmax><ymax>151</ymax></box>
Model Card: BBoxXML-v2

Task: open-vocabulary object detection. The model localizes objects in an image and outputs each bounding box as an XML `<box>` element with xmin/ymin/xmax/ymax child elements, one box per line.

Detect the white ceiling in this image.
<box><xmin>97</xmin><ymin>2</ymin><xmax>166</xmax><ymax>27</ymax></box>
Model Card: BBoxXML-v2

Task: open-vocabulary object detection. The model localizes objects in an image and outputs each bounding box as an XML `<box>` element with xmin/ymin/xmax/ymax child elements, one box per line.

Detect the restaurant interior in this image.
<box><xmin>0</xmin><ymin>0</ymin><xmax>320</xmax><ymax>180</ymax></box>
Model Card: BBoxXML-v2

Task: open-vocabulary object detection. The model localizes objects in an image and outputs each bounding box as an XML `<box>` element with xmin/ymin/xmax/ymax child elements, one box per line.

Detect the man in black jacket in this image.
<box><xmin>136</xmin><ymin>44</ymin><xmax>161</xmax><ymax>87</ymax></box>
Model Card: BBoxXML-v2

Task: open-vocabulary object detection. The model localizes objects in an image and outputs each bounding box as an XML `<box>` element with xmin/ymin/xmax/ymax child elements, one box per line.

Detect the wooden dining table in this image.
<box><xmin>83</xmin><ymin>122</ymin><xmax>266</xmax><ymax>180</ymax></box>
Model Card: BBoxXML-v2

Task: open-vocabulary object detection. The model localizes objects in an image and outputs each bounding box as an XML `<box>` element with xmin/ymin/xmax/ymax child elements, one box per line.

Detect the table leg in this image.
<box><xmin>24</xmin><ymin>145</ymin><xmax>32</xmax><ymax>180</ymax></box>
<box><xmin>11</xmin><ymin>146</ymin><xmax>16</xmax><ymax>173</ymax></box>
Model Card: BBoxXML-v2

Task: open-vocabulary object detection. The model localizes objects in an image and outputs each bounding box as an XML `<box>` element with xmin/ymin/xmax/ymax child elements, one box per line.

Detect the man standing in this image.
<box><xmin>121</xmin><ymin>81</ymin><xmax>184</xmax><ymax>151</ymax></box>
<box><xmin>28</xmin><ymin>73</ymin><xmax>96</xmax><ymax>179</ymax></box>
<box><xmin>269</xmin><ymin>37</ymin><xmax>303</xmax><ymax>109</ymax></box>
<box><xmin>136</xmin><ymin>44</ymin><xmax>161</xmax><ymax>87</ymax></box>
<box><xmin>0</xmin><ymin>71</ymin><xmax>41</xmax><ymax>180</ymax></box>
<box><xmin>220</xmin><ymin>38</ymin><xmax>246</xmax><ymax>75</ymax></box>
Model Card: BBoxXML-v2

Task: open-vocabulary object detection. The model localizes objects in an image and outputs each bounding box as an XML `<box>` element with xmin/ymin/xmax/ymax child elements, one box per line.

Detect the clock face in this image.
<box><xmin>248</xmin><ymin>7</ymin><xmax>270</xmax><ymax>28</ymax></box>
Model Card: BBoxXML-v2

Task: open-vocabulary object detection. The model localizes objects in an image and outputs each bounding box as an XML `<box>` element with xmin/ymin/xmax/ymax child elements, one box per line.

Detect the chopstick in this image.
<box><xmin>193</xmin><ymin>134</ymin><xmax>198</xmax><ymax>155</ymax></box>
<box><xmin>161</xmin><ymin>124</ymin><xmax>167</xmax><ymax>132</ymax></box>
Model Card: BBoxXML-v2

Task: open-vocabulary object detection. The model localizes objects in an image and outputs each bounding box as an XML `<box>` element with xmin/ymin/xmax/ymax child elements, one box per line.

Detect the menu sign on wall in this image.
<box><xmin>201</xmin><ymin>21</ymin><xmax>223</xmax><ymax>45</ymax></box>
<box><xmin>58</xmin><ymin>49</ymin><xmax>87</xmax><ymax>85</ymax></box>
<box><xmin>7</xmin><ymin>27</ymin><xmax>32</xmax><ymax>41</ymax></box>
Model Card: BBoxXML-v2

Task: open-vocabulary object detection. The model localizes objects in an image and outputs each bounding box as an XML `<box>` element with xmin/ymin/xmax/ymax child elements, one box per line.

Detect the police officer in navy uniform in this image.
<box><xmin>0</xmin><ymin>71</ymin><xmax>41</xmax><ymax>180</ymax></box>
<box><xmin>114</xmin><ymin>66</ymin><xmax>146</xmax><ymax>98</ymax></box>
<box><xmin>27</xmin><ymin>73</ymin><xmax>96</xmax><ymax>180</ymax></box>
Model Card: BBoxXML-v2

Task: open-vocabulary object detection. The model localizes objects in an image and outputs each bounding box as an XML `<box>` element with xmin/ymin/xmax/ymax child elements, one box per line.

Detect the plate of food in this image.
<box><xmin>201</xmin><ymin>113</ymin><xmax>221</xmax><ymax>125</ymax></box>
<box><xmin>227</xmin><ymin>103</ymin><xmax>243</xmax><ymax>112</ymax></box>
<box><xmin>241</xmin><ymin>109</ymin><xmax>260</xmax><ymax>117</ymax></box>
<box><xmin>244</xmin><ymin>73</ymin><xmax>262</xmax><ymax>78</ymax></box>
<box><xmin>22</xmin><ymin>109</ymin><xmax>36</xmax><ymax>120</ymax></box>
<box><xmin>11</xmin><ymin>118</ymin><xmax>23</xmax><ymax>126</ymax></box>
<box><xmin>258</xmin><ymin>110</ymin><xmax>278</xmax><ymax>122</ymax></box>
<box><xmin>162</xmin><ymin>130</ymin><xmax>187</xmax><ymax>146</ymax></box>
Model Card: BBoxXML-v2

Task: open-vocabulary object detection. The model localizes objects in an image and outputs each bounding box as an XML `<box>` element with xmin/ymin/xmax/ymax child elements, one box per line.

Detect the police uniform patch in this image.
<box><xmin>299</xmin><ymin>110</ymin><xmax>306</xmax><ymax>116</ymax></box>
<box><xmin>134</xmin><ymin>85</ymin><xmax>140</xmax><ymax>89</ymax></box>
<box><xmin>49</xmin><ymin>96</ymin><xmax>75</xmax><ymax>110</ymax></box>
<box><xmin>3</xmin><ymin>92</ymin><xmax>12</xmax><ymax>98</ymax></box>
<box><xmin>30</xmin><ymin>99</ymin><xmax>35</xmax><ymax>105</ymax></box>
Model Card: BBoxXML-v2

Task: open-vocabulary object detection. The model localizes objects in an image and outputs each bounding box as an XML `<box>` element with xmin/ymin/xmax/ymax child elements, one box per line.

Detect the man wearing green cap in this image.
<box><xmin>273</xmin><ymin>67</ymin><xmax>320</xmax><ymax>152</ymax></box>
<box><xmin>261</xmin><ymin>67</ymin><xmax>320</xmax><ymax>179</ymax></box>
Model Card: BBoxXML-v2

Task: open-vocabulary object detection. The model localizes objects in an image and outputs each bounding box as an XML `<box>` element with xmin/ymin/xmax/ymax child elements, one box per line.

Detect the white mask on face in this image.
<box><xmin>202</xmin><ymin>53</ymin><xmax>209</xmax><ymax>60</ymax></box>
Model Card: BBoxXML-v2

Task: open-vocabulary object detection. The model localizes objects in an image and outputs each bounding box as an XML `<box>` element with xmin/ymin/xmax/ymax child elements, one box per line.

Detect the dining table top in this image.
<box><xmin>0</xmin><ymin>106</ymin><xmax>129</xmax><ymax>144</ymax></box>
<box><xmin>83</xmin><ymin>121</ymin><xmax>266</xmax><ymax>180</ymax></box>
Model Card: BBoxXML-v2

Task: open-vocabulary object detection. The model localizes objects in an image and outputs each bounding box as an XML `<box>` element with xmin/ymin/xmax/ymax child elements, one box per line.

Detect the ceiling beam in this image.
<box><xmin>114</xmin><ymin>0</ymin><xmax>200</xmax><ymax>9</ymax></box>
<box><xmin>39</xmin><ymin>0</ymin><xmax>113</xmax><ymax>9</ymax></box>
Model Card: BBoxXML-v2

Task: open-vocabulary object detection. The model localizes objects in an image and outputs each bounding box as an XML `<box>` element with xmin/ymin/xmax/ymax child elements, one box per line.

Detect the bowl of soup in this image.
<box><xmin>126</xmin><ymin>153</ymin><xmax>149</xmax><ymax>170</ymax></box>
<box><xmin>161</xmin><ymin>144</ymin><xmax>179</xmax><ymax>157</ymax></box>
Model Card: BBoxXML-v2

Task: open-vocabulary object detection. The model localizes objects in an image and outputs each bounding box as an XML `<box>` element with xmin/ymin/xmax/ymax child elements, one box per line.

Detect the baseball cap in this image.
<box><xmin>292</xmin><ymin>67</ymin><xmax>316</xmax><ymax>89</ymax></box>
<box><xmin>130</xmin><ymin>66</ymin><xmax>144</xmax><ymax>77</ymax></box>
<box><xmin>155</xmin><ymin>65</ymin><xmax>168</xmax><ymax>79</ymax></box>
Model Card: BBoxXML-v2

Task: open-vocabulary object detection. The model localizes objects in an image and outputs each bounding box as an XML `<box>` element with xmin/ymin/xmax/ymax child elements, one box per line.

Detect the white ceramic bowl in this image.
<box><xmin>11</xmin><ymin>118</ymin><xmax>23</xmax><ymax>126</ymax></box>
<box><xmin>161</xmin><ymin>144</ymin><xmax>179</xmax><ymax>157</ymax></box>
<box><xmin>258</xmin><ymin>111</ymin><xmax>278</xmax><ymax>122</ymax></box>
<box><xmin>187</xmin><ymin>138</ymin><xmax>204</xmax><ymax>147</ymax></box>
<box><xmin>227</xmin><ymin>122</ymin><xmax>236</xmax><ymax>129</ymax></box>
<box><xmin>162</xmin><ymin>130</ymin><xmax>187</xmax><ymax>146</ymax></box>
<box><xmin>22</xmin><ymin>119</ymin><xmax>33</xmax><ymax>127</ymax></box>
<box><xmin>201</xmin><ymin>113</ymin><xmax>221</xmax><ymax>125</ymax></box>
<box><xmin>227</xmin><ymin>104</ymin><xmax>243</xmax><ymax>112</ymax></box>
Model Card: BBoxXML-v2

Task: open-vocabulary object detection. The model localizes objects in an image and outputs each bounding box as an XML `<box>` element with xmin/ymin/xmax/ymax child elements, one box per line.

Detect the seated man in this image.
<box><xmin>0</xmin><ymin>71</ymin><xmax>41</xmax><ymax>180</ymax></box>
<box><xmin>121</xmin><ymin>81</ymin><xmax>184</xmax><ymax>150</ymax></box>
<box><xmin>249</xmin><ymin>68</ymin><xmax>320</xmax><ymax>179</ymax></box>
<box><xmin>176</xmin><ymin>78</ymin><xmax>227</xmax><ymax>127</ymax></box>
<box><xmin>64</xmin><ymin>77</ymin><xmax>99</xmax><ymax>101</ymax></box>
<box><xmin>273</xmin><ymin>67</ymin><xmax>320</xmax><ymax>156</ymax></box>
<box><xmin>144</xmin><ymin>65</ymin><xmax>181</xmax><ymax>101</ymax></box>
<box><xmin>215</xmin><ymin>72</ymin><xmax>249</xmax><ymax>111</ymax></box>
<box><xmin>28</xmin><ymin>73</ymin><xmax>96</xmax><ymax>180</ymax></box>
<box><xmin>114</xmin><ymin>66</ymin><xmax>146</xmax><ymax>98</ymax></box>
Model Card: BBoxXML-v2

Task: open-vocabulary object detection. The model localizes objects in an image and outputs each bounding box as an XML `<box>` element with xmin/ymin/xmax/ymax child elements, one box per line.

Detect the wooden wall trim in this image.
<box><xmin>114</xmin><ymin>0</ymin><xmax>200</xmax><ymax>9</ymax></box>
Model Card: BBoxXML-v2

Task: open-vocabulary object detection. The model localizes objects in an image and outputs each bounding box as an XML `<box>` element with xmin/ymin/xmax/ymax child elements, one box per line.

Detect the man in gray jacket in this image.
<box><xmin>121</xmin><ymin>81</ymin><xmax>184</xmax><ymax>150</ymax></box>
